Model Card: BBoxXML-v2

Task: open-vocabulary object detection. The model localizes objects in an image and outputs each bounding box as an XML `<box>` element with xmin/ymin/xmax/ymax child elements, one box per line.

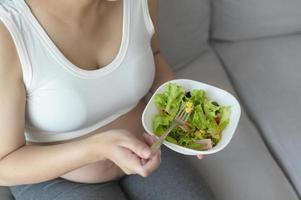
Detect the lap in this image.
<box><xmin>9</xmin><ymin>178</ymin><xmax>128</xmax><ymax>200</ymax></box>
<box><xmin>9</xmin><ymin>147</ymin><xmax>215</xmax><ymax>200</ymax></box>
<box><xmin>119</xmin><ymin>146</ymin><xmax>215</xmax><ymax>200</ymax></box>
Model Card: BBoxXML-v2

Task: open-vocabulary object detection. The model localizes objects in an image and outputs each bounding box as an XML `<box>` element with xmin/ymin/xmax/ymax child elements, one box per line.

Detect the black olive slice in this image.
<box><xmin>185</xmin><ymin>91</ymin><xmax>192</xmax><ymax>98</ymax></box>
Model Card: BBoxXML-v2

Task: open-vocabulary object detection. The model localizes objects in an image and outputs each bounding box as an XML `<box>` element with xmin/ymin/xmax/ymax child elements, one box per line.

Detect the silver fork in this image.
<box><xmin>151</xmin><ymin>102</ymin><xmax>191</xmax><ymax>151</ymax></box>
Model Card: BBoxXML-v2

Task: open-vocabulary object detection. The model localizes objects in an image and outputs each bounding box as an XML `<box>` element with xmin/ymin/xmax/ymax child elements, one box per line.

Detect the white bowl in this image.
<box><xmin>142</xmin><ymin>79</ymin><xmax>241</xmax><ymax>155</ymax></box>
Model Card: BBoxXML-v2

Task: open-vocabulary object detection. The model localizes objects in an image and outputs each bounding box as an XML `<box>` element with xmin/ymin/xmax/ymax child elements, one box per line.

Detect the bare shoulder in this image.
<box><xmin>0</xmin><ymin>20</ymin><xmax>23</xmax><ymax>82</ymax></box>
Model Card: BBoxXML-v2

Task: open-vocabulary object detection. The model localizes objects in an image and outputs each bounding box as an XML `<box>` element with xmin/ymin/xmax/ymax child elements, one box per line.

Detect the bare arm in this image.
<box><xmin>0</xmin><ymin>21</ymin><xmax>104</xmax><ymax>186</ymax></box>
<box><xmin>0</xmin><ymin>139</ymin><xmax>100</xmax><ymax>186</ymax></box>
<box><xmin>148</xmin><ymin>0</ymin><xmax>176</xmax><ymax>94</ymax></box>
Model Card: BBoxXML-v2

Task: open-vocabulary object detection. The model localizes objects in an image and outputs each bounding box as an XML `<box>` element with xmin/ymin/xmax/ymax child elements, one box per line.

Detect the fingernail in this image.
<box><xmin>142</xmin><ymin>147</ymin><xmax>151</xmax><ymax>158</ymax></box>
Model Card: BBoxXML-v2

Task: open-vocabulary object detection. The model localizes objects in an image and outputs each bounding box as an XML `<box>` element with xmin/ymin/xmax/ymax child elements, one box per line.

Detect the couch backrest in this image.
<box><xmin>157</xmin><ymin>0</ymin><xmax>210</xmax><ymax>70</ymax></box>
<box><xmin>212</xmin><ymin>0</ymin><xmax>301</xmax><ymax>41</ymax></box>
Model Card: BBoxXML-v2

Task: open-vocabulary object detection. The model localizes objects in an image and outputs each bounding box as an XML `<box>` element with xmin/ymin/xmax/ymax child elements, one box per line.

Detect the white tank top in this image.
<box><xmin>0</xmin><ymin>0</ymin><xmax>156</xmax><ymax>143</ymax></box>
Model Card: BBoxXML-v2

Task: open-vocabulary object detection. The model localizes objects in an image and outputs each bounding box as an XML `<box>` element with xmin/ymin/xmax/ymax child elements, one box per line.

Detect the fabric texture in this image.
<box><xmin>9</xmin><ymin>146</ymin><xmax>215</xmax><ymax>200</ymax></box>
<box><xmin>0</xmin><ymin>187</ymin><xmax>14</xmax><ymax>200</ymax></box>
<box><xmin>9</xmin><ymin>178</ymin><xmax>127</xmax><ymax>200</ymax></box>
<box><xmin>120</xmin><ymin>146</ymin><xmax>215</xmax><ymax>200</ymax></box>
<box><xmin>212</xmin><ymin>0</ymin><xmax>301</xmax><ymax>41</ymax></box>
<box><xmin>157</xmin><ymin>0</ymin><xmax>210</xmax><ymax>69</ymax></box>
<box><xmin>213</xmin><ymin>34</ymin><xmax>301</xmax><ymax>196</ymax></box>
<box><xmin>175</xmin><ymin>48</ymin><xmax>299</xmax><ymax>200</ymax></box>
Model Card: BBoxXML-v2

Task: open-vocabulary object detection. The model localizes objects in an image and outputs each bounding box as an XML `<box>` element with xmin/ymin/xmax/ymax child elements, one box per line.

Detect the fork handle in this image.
<box><xmin>151</xmin><ymin>123</ymin><xmax>178</xmax><ymax>151</ymax></box>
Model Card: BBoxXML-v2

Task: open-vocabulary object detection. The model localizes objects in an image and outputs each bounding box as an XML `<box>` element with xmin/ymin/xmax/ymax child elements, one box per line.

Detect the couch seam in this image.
<box><xmin>211</xmin><ymin>29</ymin><xmax>301</xmax><ymax>43</ymax></box>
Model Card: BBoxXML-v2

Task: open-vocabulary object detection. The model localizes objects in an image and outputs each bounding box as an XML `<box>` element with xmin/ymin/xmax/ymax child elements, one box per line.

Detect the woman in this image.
<box><xmin>0</xmin><ymin>0</ymin><xmax>214</xmax><ymax>199</ymax></box>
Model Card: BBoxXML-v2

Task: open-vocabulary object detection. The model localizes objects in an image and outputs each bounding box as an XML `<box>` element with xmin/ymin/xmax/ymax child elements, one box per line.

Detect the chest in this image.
<box><xmin>30</xmin><ymin>1</ymin><xmax>124</xmax><ymax>70</ymax></box>
<box><xmin>25</xmin><ymin>45</ymin><xmax>156</xmax><ymax>133</ymax></box>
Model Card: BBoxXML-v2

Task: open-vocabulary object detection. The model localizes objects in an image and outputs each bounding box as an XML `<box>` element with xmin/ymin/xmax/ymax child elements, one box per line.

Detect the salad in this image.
<box><xmin>152</xmin><ymin>83</ymin><xmax>231</xmax><ymax>151</ymax></box>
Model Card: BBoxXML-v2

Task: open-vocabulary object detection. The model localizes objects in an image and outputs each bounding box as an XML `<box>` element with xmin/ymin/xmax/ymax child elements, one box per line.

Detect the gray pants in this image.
<box><xmin>9</xmin><ymin>146</ymin><xmax>215</xmax><ymax>200</ymax></box>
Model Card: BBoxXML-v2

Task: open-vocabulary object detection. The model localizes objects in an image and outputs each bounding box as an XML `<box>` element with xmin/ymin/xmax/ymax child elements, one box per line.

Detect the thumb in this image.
<box><xmin>143</xmin><ymin>133</ymin><xmax>157</xmax><ymax>146</ymax></box>
<box><xmin>120</xmin><ymin>137</ymin><xmax>152</xmax><ymax>159</ymax></box>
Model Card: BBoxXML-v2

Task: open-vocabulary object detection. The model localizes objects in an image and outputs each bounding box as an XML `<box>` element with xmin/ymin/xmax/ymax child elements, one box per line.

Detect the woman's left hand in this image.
<box><xmin>140</xmin><ymin>133</ymin><xmax>161</xmax><ymax>165</ymax></box>
<box><xmin>197</xmin><ymin>154</ymin><xmax>204</xmax><ymax>160</ymax></box>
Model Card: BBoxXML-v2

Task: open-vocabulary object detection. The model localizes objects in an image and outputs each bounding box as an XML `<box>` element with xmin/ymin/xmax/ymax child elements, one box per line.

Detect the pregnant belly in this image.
<box><xmin>26</xmin><ymin>98</ymin><xmax>148</xmax><ymax>183</ymax></box>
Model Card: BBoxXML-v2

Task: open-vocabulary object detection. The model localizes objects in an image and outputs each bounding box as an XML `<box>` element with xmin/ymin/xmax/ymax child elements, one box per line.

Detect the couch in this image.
<box><xmin>1</xmin><ymin>0</ymin><xmax>301</xmax><ymax>199</ymax></box>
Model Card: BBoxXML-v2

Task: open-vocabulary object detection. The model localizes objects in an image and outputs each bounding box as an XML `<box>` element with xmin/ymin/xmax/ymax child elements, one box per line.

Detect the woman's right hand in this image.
<box><xmin>89</xmin><ymin>129</ymin><xmax>161</xmax><ymax>177</ymax></box>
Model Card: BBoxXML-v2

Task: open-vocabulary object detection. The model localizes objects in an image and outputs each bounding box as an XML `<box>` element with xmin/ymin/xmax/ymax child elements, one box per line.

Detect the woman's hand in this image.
<box><xmin>197</xmin><ymin>155</ymin><xmax>204</xmax><ymax>160</ymax></box>
<box><xmin>90</xmin><ymin>129</ymin><xmax>161</xmax><ymax>178</ymax></box>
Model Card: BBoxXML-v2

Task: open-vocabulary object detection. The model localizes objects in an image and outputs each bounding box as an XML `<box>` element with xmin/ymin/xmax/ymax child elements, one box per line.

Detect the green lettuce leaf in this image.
<box><xmin>188</xmin><ymin>142</ymin><xmax>205</xmax><ymax>150</ymax></box>
<box><xmin>190</xmin><ymin>89</ymin><xmax>205</xmax><ymax>106</ymax></box>
<box><xmin>203</xmin><ymin>99</ymin><xmax>220</xmax><ymax>120</ymax></box>
<box><xmin>152</xmin><ymin>114</ymin><xmax>172</xmax><ymax>135</ymax></box>
<box><xmin>178</xmin><ymin>136</ymin><xmax>192</xmax><ymax>147</ymax></box>
<box><xmin>191</xmin><ymin>104</ymin><xmax>207</xmax><ymax>130</ymax></box>
<box><xmin>207</xmin><ymin>119</ymin><xmax>221</xmax><ymax>145</ymax></box>
<box><xmin>219</xmin><ymin>106</ymin><xmax>231</xmax><ymax>130</ymax></box>
<box><xmin>153</xmin><ymin>93</ymin><xmax>167</xmax><ymax>110</ymax></box>
<box><xmin>153</xmin><ymin>83</ymin><xmax>185</xmax><ymax>117</ymax></box>
<box><xmin>164</xmin><ymin>83</ymin><xmax>185</xmax><ymax>116</ymax></box>
<box><xmin>166</xmin><ymin>136</ymin><xmax>178</xmax><ymax>144</ymax></box>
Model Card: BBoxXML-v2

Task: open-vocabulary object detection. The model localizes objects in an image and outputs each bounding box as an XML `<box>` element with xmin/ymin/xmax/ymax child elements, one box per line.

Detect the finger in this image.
<box><xmin>150</xmin><ymin>134</ymin><xmax>158</xmax><ymax>143</ymax></box>
<box><xmin>119</xmin><ymin>137</ymin><xmax>152</xmax><ymax>159</ymax></box>
<box><xmin>141</xmin><ymin>148</ymin><xmax>161</xmax><ymax>166</ymax></box>
<box><xmin>143</xmin><ymin>133</ymin><xmax>157</xmax><ymax>146</ymax></box>
<box><xmin>139</xmin><ymin>150</ymin><xmax>161</xmax><ymax>177</ymax></box>
<box><xmin>142</xmin><ymin>134</ymin><xmax>161</xmax><ymax>157</ymax></box>
<box><xmin>141</xmin><ymin>151</ymin><xmax>161</xmax><ymax>177</ymax></box>
<box><xmin>118</xmin><ymin>147</ymin><xmax>144</xmax><ymax>174</ymax></box>
<box><xmin>139</xmin><ymin>138</ymin><xmax>151</xmax><ymax>166</ymax></box>
<box><xmin>197</xmin><ymin>154</ymin><xmax>204</xmax><ymax>159</ymax></box>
